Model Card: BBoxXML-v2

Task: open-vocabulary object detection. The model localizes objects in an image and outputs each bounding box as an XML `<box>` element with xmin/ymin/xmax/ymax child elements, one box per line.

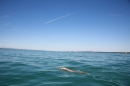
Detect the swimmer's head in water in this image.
<box><xmin>59</xmin><ymin>66</ymin><xmax>64</xmax><ymax>69</ymax></box>
<box><xmin>59</xmin><ymin>67</ymin><xmax>74</xmax><ymax>72</ymax></box>
<box><xmin>58</xmin><ymin>67</ymin><xmax>89</xmax><ymax>74</ymax></box>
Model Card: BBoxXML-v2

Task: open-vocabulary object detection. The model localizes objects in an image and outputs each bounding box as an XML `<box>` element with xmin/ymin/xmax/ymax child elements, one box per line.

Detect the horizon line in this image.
<box><xmin>0</xmin><ymin>47</ymin><xmax>130</xmax><ymax>53</ymax></box>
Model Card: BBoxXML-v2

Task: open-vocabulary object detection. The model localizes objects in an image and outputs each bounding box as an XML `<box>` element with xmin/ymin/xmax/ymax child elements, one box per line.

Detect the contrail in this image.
<box><xmin>44</xmin><ymin>11</ymin><xmax>78</xmax><ymax>24</ymax></box>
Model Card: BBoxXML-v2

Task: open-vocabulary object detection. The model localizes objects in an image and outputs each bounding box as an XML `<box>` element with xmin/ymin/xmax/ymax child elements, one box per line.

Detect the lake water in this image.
<box><xmin>0</xmin><ymin>48</ymin><xmax>130</xmax><ymax>86</ymax></box>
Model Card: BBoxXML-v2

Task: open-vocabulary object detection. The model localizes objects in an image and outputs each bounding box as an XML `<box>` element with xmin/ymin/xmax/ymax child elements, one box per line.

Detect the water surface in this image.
<box><xmin>0</xmin><ymin>48</ymin><xmax>130</xmax><ymax>86</ymax></box>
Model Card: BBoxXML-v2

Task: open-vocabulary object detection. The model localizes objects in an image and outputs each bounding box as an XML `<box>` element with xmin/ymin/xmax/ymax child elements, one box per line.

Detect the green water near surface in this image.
<box><xmin>0</xmin><ymin>48</ymin><xmax>130</xmax><ymax>86</ymax></box>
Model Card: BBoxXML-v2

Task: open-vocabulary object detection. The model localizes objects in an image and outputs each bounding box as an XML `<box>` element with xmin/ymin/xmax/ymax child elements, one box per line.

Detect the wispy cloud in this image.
<box><xmin>107</xmin><ymin>14</ymin><xmax>123</xmax><ymax>17</ymax></box>
<box><xmin>0</xmin><ymin>15</ymin><xmax>9</xmax><ymax>18</ymax></box>
<box><xmin>0</xmin><ymin>22</ymin><xmax>10</xmax><ymax>26</ymax></box>
<box><xmin>44</xmin><ymin>11</ymin><xmax>78</xmax><ymax>24</ymax></box>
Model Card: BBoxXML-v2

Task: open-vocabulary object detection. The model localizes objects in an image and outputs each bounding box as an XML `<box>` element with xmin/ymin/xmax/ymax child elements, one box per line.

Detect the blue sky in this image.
<box><xmin>0</xmin><ymin>0</ymin><xmax>130</xmax><ymax>52</ymax></box>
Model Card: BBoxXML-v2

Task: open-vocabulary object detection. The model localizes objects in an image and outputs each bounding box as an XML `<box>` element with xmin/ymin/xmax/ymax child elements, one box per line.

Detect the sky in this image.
<box><xmin>0</xmin><ymin>0</ymin><xmax>130</xmax><ymax>52</ymax></box>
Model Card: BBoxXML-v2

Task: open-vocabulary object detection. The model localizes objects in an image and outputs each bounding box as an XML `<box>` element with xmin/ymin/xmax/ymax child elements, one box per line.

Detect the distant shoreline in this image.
<box><xmin>0</xmin><ymin>47</ymin><xmax>130</xmax><ymax>54</ymax></box>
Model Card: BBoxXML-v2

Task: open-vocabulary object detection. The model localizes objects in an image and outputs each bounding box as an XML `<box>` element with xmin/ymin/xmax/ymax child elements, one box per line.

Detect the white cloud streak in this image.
<box><xmin>44</xmin><ymin>11</ymin><xmax>78</xmax><ymax>24</ymax></box>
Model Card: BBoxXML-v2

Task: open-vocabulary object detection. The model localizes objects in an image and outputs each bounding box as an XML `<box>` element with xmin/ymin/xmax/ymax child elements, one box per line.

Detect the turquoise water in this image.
<box><xmin>0</xmin><ymin>48</ymin><xmax>130</xmax><ymax>86</ymax></box>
